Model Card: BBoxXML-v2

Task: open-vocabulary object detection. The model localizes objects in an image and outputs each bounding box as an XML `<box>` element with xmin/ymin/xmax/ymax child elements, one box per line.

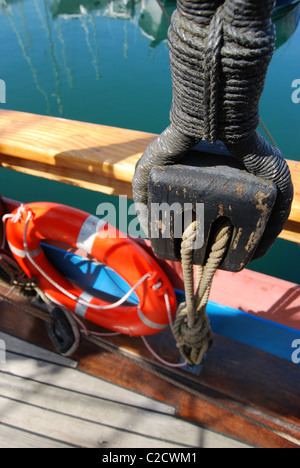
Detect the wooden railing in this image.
<box><xmin>0</xmin><ymin>109</ymin><xmax>299</xmax><ymax>243</ymax></box>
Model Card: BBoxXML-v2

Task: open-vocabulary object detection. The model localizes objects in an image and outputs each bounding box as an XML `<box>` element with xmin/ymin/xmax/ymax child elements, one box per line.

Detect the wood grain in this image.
<box><xmin>0</xmin><ymin>109</ymin><xmax>299</xmax><ymax>242</ymax></box>
<box><xmin>0</xmin><ymin>282</ymin><xmax>299</xmax><ymax>448</ymax></box>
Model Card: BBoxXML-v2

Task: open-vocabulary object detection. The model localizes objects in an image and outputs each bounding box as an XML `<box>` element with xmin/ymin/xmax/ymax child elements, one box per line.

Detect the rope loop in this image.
<box><xmin>173</xmin><ymin>219</ymin><xmax>233</xmax><ymax>366</ymax></box>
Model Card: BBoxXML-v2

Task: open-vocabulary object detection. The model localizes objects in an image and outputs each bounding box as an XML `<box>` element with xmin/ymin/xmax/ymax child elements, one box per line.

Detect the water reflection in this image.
<box><xmin>49</xmin><ymin>0</ymin><xmax>300</xmax><ymax>49</ymax></box>
<box><xmin>1</xmin><ymin>0</ymin><xmax>51</xmax><ymax>113</ymax></box>
<box><xmin>0</xmin><ymin>0</ymin><xmax>299</xmax><ymax>118</ymax></box>
<box><xmin>49</xmin><ymin>0</ymin><xmax>175</xmax><ymax>48</ymax></box>
<box><xmin>50</xmin><ymin>0</ymin><xmax>139</xmax><ymax>20</ymax></box>
<box><xmin>1</xmin><ymin>0</ymin><xmax>299</xmax><ymax>54</ymax></box>
<box><xmin>0</xmin><ymin>0</ymin><xmax>175</xmax><ymax>116</ymax></box>
<box><xmin>50</xmin><ymin>0</ymin><xmax>109</xmax><ymax>18</ymax></box>
<box><xmin>0</xmin><ymin>0</ymin><xmax>176</xmax><ymax>58</ymax></box>
<box><xmin>274</xmin><ymin>2</ymin><xmax>300</xmax><ymax>48</ymax></box>
<box><xmin>139</xmin><ymin>0</ymin><xmax>175</xmax><ymax>47</ymax></box>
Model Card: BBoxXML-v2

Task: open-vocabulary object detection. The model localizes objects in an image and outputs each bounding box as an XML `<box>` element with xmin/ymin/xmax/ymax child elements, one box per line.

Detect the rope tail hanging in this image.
<box><xmin>174</xmin><ymin>220</ymin><xmax>233</xmax><ymax>365</ymax></box>
<box><xmin>133</xmin><ymin>0</ymin><xmax>293</xmax><ymax>259</ymax></box>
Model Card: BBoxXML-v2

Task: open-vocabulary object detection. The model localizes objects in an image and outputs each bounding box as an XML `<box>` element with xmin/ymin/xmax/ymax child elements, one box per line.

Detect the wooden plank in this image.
<box><xmin>0</xmin><ymin>423</ymin><xmax>75</xmax><ymax>448</ymax></box>
<box><xmin>77</xmin><ymin>335</ymin><xmax>300</xmax><ymax>449</ymax></box>
<box><xmin>0</xmin><ymin>331</ymin><xmax>77</xmax><ymax>368</ymax></box>
<box><xmin>0</xmin><ymin>109</ymin><xmax>155</xmax><ymax>197</ymax></box>
<box><xmin>0</xmin><ymin>335</ymin><xmax>252</xmax><ymax>449</ymax></box>
<box><xmin>0</xmin><ymin>109</ymin><xmax>299</xmax><ymax>242</ymax></box>
<box><xmin>1</xmin><ymin>349</ymin><xmax>175</xmax><ymax>415</ymax></box>
<box><xmin>0</xmin><ymin>154</ymin><xmax>133</xmax><ymax>197</ymax></box>
<box><xmin>0</xmin><ymin>395</ymin><xmax>182</xmax><ymax>449</ymax></box>
<box><xmin>0</xmin><ymin>292</ymin><xmax>299</xmax><ymax>448</ymax></box>
<box><xmin>284</xmin><ymin>159</ymin><xmax>300</xmax><ymax>242</ymax></box>
<box><xmin>0</xmin><ymin>369</ymin><xmax>251</xmax><ymax>448</ymax></box>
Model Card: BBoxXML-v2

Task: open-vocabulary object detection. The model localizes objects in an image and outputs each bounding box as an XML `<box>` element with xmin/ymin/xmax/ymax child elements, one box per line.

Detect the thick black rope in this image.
<box><xmin>132</xmin><ymin>0</ymin><xmax>293</xmax><ymax>260</ymax></box>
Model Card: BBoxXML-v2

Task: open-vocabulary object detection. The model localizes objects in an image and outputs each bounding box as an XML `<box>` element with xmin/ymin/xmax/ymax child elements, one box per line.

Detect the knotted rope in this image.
<box><xmin>174</xmin><ymin>219</ymin><xmax>232</xmax><ymax>365</ymax></box>
<box><xmin>133</xmin><ymin>0</ymin><xmax>293</xmax><ymax>259</ymax></box>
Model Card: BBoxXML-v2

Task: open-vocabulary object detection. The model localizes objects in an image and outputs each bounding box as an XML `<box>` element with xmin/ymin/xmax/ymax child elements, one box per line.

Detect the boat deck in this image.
<box><xmin>0</xmin><ymin>282</ymin><xmax>299</xmax><ymax>449</ymax></box>
<box><xmin>0</xmin><ymin>330</ymin><xmax>253</xmax><ymax>449</ymax></box>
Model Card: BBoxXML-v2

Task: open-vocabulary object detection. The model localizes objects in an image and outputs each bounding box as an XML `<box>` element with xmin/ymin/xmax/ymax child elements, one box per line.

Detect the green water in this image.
<box><xmin>0</xmin><ymin>0</ymin><xmax>299</xmax><ymax>283</ymax></box>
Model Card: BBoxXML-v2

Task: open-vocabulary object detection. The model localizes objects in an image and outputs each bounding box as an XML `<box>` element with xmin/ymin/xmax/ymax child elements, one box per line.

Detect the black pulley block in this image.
<box><xmin>148</xmin><ymin>146</ymin><xmax>277</xmax><ymax>272</ymax></box>
<box><xmin>46</xmin><ymin>306</ymin><xmax>80</xmax><ymax>356</ymax></box>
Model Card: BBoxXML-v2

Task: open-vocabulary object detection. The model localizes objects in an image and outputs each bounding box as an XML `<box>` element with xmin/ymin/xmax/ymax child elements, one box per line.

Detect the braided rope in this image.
<box><xmin>174</xmin><ymin>220</ymin><xmax>233</xmax><ymax>365</ymax></box>
<box><xmin>133</xmin><ymin>0</ymin><xmax>293</xmax><ymax>259</ymax></box>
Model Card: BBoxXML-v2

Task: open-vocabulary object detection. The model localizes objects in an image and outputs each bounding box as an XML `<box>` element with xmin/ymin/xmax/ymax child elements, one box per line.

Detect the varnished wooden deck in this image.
<box><xmin>0</xmin><ymin>331</ymin><xmax>252</xmax><ymax>448</ymax></box>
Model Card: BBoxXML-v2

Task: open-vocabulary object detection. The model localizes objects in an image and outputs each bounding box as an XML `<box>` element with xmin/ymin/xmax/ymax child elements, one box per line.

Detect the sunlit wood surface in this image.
<box><xmin>0</xmin><ymin>110</ymin><xmax>299</xmax><ymax>243</ymax></box>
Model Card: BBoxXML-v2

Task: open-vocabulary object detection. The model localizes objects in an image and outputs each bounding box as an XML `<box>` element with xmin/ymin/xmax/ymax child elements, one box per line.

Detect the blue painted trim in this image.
<box><xmin>42</xmin><ymin>243</ymin><xmax>300</xmax><ymax>362</ymax></box>
<box><xmin>175</xmin><ymin>290</ymin><xmax>300</xmax><ymax>362</ymax></box>
<box><xmin>208</xmin><ymin>302</ymin><xmax>300</xmax><ymax>362</ymax></box>
<box><xmin>41</xmin><ymin>243</ymin><xmax>139</xmax><ymax>305</ymax></box>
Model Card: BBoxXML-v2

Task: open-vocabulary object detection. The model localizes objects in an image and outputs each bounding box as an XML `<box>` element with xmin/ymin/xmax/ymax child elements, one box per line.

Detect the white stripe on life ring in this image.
<box><xmin>137</xmin><ymin>306</ymin><xmax>168</xmax><ymax>330</ymax></box>
<box><xmin>76</xmin><ymin>215</ymin><xmax>105</xmax><ymax>255</ymax></box>
<box><xmin>7</xmin><ymin>242</ymin><xmax>42</xmax><ymax>259</ymax></box>
<box><xmin>74</xmin><ymin>291</ymin><xmax>95</xmax><ymax>317</ymax></box>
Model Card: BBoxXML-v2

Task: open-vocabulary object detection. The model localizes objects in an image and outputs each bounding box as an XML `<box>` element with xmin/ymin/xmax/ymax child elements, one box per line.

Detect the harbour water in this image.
<box><xmin>0</xmin><ymin>0</ymin><xmax>299</xmax><ymax>283</ymax></box>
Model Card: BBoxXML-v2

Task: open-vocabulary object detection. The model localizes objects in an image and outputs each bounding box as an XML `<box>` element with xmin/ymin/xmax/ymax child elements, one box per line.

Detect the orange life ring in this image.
<box><xmin>0</xmin><ymin>195</ymin><xmax>7</xmax><ymax>248</ymax></box>
<box><xmin>6</xmin><ymin>202</ymin><xmax>177</xmax><ymax>336</ymax></box>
